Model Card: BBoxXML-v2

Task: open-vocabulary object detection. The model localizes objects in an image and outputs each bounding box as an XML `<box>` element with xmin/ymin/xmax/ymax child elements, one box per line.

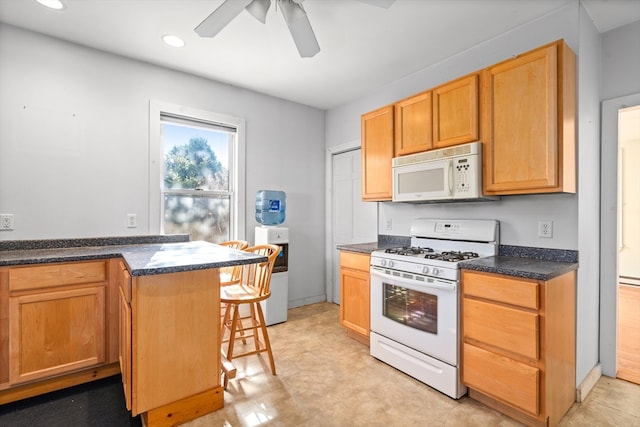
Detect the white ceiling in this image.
<box><xmin>1</xmin><ymin>0</ymin><xmax>638</xmax><ymax>110</ymax></box>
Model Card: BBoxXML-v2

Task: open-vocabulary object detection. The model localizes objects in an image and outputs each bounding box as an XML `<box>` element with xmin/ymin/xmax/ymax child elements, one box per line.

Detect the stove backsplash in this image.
<box><xmin>377</xmin><ymin>234</ymin><xmax>411</xmax><ymax>247</ymax></box>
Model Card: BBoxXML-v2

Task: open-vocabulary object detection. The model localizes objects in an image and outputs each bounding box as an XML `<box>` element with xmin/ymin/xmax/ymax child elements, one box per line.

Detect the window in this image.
<box><xmin>149</xmin><ymin>101</ymin><xmax>245</xmax><ymax>242</ymax></box>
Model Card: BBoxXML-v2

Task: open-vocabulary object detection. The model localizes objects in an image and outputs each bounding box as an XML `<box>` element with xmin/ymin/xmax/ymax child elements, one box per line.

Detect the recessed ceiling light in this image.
<box><xmin>36</xmin><ymin>0</ymin><xmax>65</xmax><ymax>10</ymax></box>
<box><xmin>162</xmin><ymin>35</ymin><xmax>185</xmax><ymax>48</ymax></box>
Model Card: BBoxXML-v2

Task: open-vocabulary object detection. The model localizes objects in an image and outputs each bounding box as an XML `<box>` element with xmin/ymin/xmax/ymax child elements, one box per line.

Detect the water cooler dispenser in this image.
<box><xmin>255</xmin><ymin>226</ymin><xmax>288</xmax><ymax>325</ymax></box>
<box><xmin>255</xmin><ymin>190</ymin><xmax>288</xmax><ymax>325</ymax></box>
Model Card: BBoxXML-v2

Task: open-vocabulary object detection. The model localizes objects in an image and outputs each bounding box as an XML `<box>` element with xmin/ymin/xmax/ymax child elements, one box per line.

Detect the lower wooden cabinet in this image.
<box><xmin>117</xmin><ymin>261</ymin><xmax>132</xmax><ymax>411</ymax></box>
<box><xmin>7</xmin><ymin>261</ymin><xmax>107</xmax><ymax>385</ymax></box>
<box><xmin>339</xmin><ymin>251</ymin><xmax>370</xmax><ymax>345</ymax></box>
<box><xmin>461</xmin><ymin>270</ymin><xmax>576</xmax><ymax>427</ymax></box>
<box><xmin>0</xmin><ymin>259</ymin><xmax>121</xmax><ymax>404</ymax></box>
<box><xmin>127</xmin><ymin>269</ymin><xmax>222</xmax><ymax>419</ymax></box>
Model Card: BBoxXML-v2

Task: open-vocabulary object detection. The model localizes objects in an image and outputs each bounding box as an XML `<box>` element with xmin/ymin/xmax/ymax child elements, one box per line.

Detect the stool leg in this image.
<box><xmin>226</xmin><ymin>304</ymin><xmax>240</xmax><ymax>361</ymax></box>
<box><xmin>255</xmin><ymin>302</ymin><xmax>276</xmax><ymax>375</ymax></box>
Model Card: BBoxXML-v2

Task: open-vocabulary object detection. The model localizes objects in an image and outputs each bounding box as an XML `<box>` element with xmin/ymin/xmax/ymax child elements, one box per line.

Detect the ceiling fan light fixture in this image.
<box><xmin>245</xmin><ymin>0</ymin><xmax>271</xmax><ymax>24</ymax></box>
<box><xmin>35</xmin><ymin>0</ymin><xmax>64</xmax><ymax>10</ymax></box>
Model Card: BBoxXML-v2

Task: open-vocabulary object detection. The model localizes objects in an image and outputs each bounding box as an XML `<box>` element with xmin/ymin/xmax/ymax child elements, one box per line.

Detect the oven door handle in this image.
<box><xmin>370</xmin><ymin>268</ymin><xmax>457</xmax><ymax>292</ymax></box>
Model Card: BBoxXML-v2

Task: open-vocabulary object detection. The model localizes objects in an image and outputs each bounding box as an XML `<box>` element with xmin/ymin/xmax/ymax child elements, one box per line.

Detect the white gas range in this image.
<box><xmin>369</xmin><ymin>218</ymin><xmax>499</xmax><ymax>399</ymax></box>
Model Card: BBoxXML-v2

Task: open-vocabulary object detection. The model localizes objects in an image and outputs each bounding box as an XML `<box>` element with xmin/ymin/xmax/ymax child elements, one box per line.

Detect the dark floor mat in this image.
<box><xmin>0</xmin><ymin>375</ymin><xmax>141</xmax><ymax>427</ymax></box>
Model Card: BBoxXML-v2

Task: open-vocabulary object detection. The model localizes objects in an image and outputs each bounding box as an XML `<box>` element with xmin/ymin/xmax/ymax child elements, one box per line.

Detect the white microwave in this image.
<box><xmin>392</xmin><ymin>142</ymin><xmax>495</xmax><ymax>203</ymax></box>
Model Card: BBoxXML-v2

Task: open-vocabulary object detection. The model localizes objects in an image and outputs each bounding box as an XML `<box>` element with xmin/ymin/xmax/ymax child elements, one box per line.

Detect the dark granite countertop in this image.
<box><xmin>0</xmin><ymin>236</ymin><xmax>266</xmax><ymax>276</ymax></box>
<box><xmin>337</xmin><ymin>235</ymin><xmax>411</xmax><ymax>254</ymax></box>
<box><xmin>460</xmin><ymin>256</ymin><xmax>578</xmax><ymax>281</ymax></box>
<box><xmin>336</xmin><ymin>242</ymin><xmax>386</xmax><ymax>254</ymax></box>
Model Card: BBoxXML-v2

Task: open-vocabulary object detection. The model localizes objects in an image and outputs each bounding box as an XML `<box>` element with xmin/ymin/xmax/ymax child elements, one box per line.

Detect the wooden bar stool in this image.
<box><xmin>218</xmin><ymin>240</ymin><xmax>249</xmax><ymax>286</ymax></box>
<box><xmin>220</xmin><ymin>244</ymin><xmax>280</xmax><ymax>383</ymax></box>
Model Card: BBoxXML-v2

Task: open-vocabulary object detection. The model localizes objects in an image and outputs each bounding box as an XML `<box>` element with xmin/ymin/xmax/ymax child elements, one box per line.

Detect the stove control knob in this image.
<box><xmin>388</xmin><ymin>261</ymin><xmax>394</xmax><ymax>268</ymax></box>
<box><xmin>432</xmin><ymin>268</ymin><xmax>440</xmax><ymax>276</ymax></box>
<box><xmin>422</xmin><ymin>266</ymin><xmax>430</xmax><ymax>275</ymax></box>
<box><xmin>380</xmin><ymin>259</ymin><xmax>387</xmax><ymax>267</ymax></box>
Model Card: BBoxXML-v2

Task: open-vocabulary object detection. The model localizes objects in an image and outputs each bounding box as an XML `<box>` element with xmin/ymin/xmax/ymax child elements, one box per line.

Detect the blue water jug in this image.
<box><xmin>255</xmin><ymin>190</ymin><xmax>286</xmax><ymax>225</ymax></box>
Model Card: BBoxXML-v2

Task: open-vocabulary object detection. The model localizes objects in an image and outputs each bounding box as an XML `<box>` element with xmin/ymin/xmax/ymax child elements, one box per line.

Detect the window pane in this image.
<box><xmin>163</xmin><ymin>194</ymin><xmax>230</xmax><ymax>243</ymax></box>
<box><xmin>162</xmin><ymin>122</ymin><xmax>231</xmax><ymax>191</ymax></box>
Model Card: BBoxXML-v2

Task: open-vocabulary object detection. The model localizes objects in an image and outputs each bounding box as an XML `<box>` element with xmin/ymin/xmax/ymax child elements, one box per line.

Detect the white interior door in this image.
<box><xmin>618</xmin><ymin>105</ymin><xmax>640</xmax><ymax>282</ymax></box>
<box><xmin>331</xmin><ymin>148</ymin><xmax>377</xmax><ymax>304</ymax></box>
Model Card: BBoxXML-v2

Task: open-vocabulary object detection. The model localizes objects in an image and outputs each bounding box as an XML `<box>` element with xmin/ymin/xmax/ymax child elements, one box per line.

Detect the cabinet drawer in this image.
<box><xmin>464</xmin><ymin>298</ymin><xmax>539</xmax><ymax>359</ymax></box>
<box><xmin>9</xmin><ymin>261</ymin><xmax>107</xmax><ymax>292</ymax></box>
<box><xmin>340</xmin><ymin>251</ymin><xmax>370</xmax><ymax>272</ymax></box>
<box><xmin>463</xmin><ymin>343</ymin><xmax>539</xmax><ymax>415</ymax></box>
<box><xmin>463</xmin><ymin>271</ymin><xmax>539</xmax><ymax>309</ymax></box>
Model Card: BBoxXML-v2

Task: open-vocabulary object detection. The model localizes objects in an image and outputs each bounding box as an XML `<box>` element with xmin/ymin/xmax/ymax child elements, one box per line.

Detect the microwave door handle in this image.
<box><xmin>447</xmin><ymin>159</ymin><xmax>453</xmax><ymax>196</ymax></box>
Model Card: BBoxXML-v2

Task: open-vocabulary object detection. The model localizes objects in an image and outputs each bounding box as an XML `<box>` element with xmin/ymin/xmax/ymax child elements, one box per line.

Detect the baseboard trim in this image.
<box><xmin>576</xmin><ymin>363</ymin><xmax>602</xmax><ymax>402</ymax></box>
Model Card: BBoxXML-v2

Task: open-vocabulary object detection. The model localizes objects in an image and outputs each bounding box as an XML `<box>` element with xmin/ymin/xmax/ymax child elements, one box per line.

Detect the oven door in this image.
<box><xmin>392</xmin><ymin>158</ymin><xmax>452</xmax><ymax>202</ymax></box>
<box><xmin>370</xmin><ymin>266</ymin><xmax>459</xmax><ymax>366</ymax></box>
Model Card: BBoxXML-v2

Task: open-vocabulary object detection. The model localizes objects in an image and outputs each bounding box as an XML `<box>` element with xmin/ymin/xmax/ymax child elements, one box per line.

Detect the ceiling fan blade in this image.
<box><xmin>355</xmin><ymin>0</ymin><xmax>396</xmax><ymax>8</ymax></box>
<box><xmin>279</xmin><ymin>0</ymin><xmax>320</xmax><ymax>58</ymax></box>
<box><xmin>195</xmin><ymin>0</ymin><xmax>253</xmax><ymax>38</ymax></box>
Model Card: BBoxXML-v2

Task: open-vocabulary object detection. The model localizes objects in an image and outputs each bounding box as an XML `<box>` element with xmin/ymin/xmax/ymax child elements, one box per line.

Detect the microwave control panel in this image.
<box><xmin>453</xmin><ymin>156</ymin><xmax>479</xmax><ymax>197</ymax></box>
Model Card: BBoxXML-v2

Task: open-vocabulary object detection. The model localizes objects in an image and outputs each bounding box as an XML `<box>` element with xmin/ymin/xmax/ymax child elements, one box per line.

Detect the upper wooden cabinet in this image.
<box><xmin>482</xmin><ymin>40</ymin><xmax>576</xmax><ymax>195</ymax></box>
<box><xmin>394</xmin><ymin>90</ymin><xmax>433</xmax><ymax>156</ymax></box>
<box><xmin>361</xmin><ymin>105</ymin><xmax>394</xmax><ymax>201</ymax></box>
<box><xmin>394</xmin><ymin>73</ymin><xmax>479</xmax><ymax>156</ymax></box>
<box><xmin>433</xmin><ymin>73</ymin><xmax>479</xmax><ymax>149</ymax></box>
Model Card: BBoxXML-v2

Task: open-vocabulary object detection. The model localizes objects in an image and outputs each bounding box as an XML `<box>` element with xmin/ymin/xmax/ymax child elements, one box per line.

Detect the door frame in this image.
<box><xmin>599</xmin><ymin>93</ymin><xmax>640</xmax><ymax>377</ymax></box>
<box><xmin>325</xmin><ymin>139</ymin><xmax>361</xmax><ymax>304</ymax></box>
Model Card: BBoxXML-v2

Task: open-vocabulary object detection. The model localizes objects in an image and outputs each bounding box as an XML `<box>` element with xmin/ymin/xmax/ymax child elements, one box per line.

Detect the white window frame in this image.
<box><xmin>149</xmin><ymin>100</ymin><xmax>246</xmax><ymax>241</ymax></box>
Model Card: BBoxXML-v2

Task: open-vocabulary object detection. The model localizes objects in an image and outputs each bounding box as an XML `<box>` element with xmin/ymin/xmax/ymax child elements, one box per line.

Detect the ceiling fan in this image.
<box><xmin>194</xmin><ymin>0</ymin><xmax>396</xmax><ymax>58</ymax></box>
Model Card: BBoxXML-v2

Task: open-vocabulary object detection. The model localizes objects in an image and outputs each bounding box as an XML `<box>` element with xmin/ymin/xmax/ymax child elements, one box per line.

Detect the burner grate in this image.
<box><xmin>385</xmin><ymin>246</ymin><xmax>434</xmax><ymax>256</ymax></box>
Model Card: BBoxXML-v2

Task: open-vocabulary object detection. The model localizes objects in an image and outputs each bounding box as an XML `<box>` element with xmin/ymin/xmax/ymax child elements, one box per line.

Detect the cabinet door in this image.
<box><xmin>339</xmin><ymin>264</ymin><xmax>370</xmax><ymax>338</ymax></box>
<box><xmin>9</xmin><ymin>286</ymin><xmax>106</xmax><ymax>384</ymax></box>
<box><xmin>118</xmin><ymin>268</ymin><xmax>132</xmax><ymax>411</ymax></box>
<box><xmin>395</xmin><ymin>91</ymin><xmax>433</xmax><ymax>156</ymax></box>
<box><xmin>433</xmin><ymin>74</ymin><xmax>479</xmax><ymax>148</ymax></box>
<box><xmin>483</xmin><ymin>40</ymin><xmax>575</xmax><ymax>195</ymax></box>
<box><xmin>361</xmin><ymin>105</ymin><xmax>394</xmax><ymax>201</ymax></box>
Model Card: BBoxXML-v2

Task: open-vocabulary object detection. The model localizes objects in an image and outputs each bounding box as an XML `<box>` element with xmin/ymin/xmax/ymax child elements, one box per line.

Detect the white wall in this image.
<box><xmin>599</xmin><ymin>20</ymin><xmax>640</xmax><ymax>377</ymax></box>
<box><xmin>325</xmin><ymin>1</ymin><xmax>608</xmax><ymax>387</ymax></box>
<box><xmin>0</xmin><ymin>24</ymin><xmax>327</xmax><ymax>308</ymax></box>
<box><xmin>576</xmin><ymin>4</ymin><xmax>602</xmax><ymax>386</ymax></box>
<box><xmin>601</xmin><ymin>21</ymin><xmax>640</xmax><ymax>101</ymax></box>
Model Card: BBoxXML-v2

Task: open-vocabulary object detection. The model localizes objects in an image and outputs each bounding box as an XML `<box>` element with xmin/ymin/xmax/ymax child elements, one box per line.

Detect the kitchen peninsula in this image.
<box><xmin>0</xmin><ymin>235</ymin><xmax>266</xmax><ymax>426</ymax></box>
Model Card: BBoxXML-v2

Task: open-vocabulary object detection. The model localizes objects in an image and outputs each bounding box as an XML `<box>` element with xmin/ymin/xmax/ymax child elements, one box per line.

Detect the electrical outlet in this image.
<box><xmin>538</xmin><ymin>220</ymin><xmax>553</xmax><ymax>238</ymax></box>
<box><xmin>385</xmin><ymin>218</ymin><xmax>392</xmax><ymax>230</ymax></box>
<box><xmin>127</xmin><ymin>214</ymin><xmax>137</xmax><ymax>228</ymax></box>
<box><xmin>0</xmin><ymin>214</ymin><xmax>15</xmax><ymax>231</ymax></box>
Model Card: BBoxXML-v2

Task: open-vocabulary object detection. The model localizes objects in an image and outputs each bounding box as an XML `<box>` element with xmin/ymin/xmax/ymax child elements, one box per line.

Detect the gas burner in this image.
<box><xmin>385</xmin><ymin>246</ymin><xmax>434</xmax><ymax>256</ymax></box>
<box><xmin>441</xmin><ymin>251</ymin><xmax>480</xmax><ymax>261</ymax></box>
<box><xmin>423</xmin><ymin>251</ymin><xmax>480</xmax><ymax>262</ymax></box>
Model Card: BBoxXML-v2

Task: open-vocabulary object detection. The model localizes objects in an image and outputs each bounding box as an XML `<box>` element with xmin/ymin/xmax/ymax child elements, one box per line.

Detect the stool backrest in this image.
<box><xmin>241</xmin><ymin>244</ymin><xmax>280</xmax><ymax>297</ymax></box>
<box><xmin>219</xmin><ymin>240</ymin><xmax>250</xmax><ymax>284</ymax></box>
<box><xmin>219</xmin><ymin>240</ymin><xmax>250</xmax><ymax>250</ymax></box>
